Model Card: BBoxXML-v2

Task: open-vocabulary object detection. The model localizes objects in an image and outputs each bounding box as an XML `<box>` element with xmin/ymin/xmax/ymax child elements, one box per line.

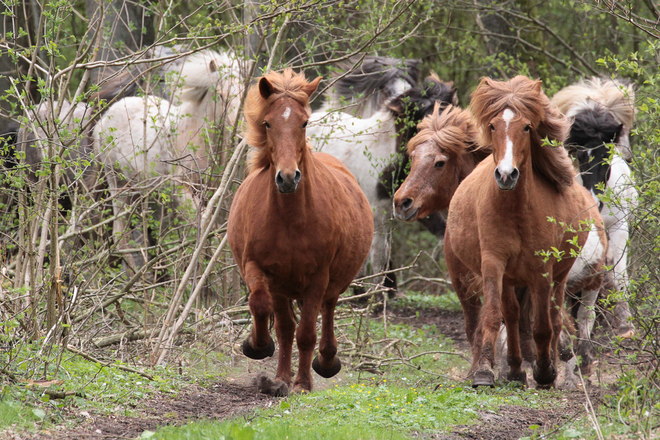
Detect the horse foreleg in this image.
<box><xmin>530</xmin><ymin>275</ymin><xmax>557</xmax><ymax>388</ymax></box>
<box><xmin>608</xmin><ymin>227</ymin><xmax>634</xmax><ymax>337</ymax></box>
<box><xmin>273</xmin><ymin>295</ymin><xmax>296</xmax><ymax>382</ymax></box>
<box><xmin>473</xmin><ymin>259</ymin><xmax>505</xmax><ymax>387</ymax></box>
<box><xmin>242</xmin><ymin>261</ymin><xmax>275</xmax><ymax>360</ymax></box>
<box><xmin>312</xmin><ymin>294</ymin><xmax>341</xmax><ymax>379</ymax></box>
<box><xmin>293</xmin><ymin>278</ymin><xmax>328</xmax><ymax>393</ymax></box>
<box><xmin>575</xmin><ymin>288</ymin><xmax>598</xmax><ymax>374</ymax></box>
<box><xmin>501</xmin><ymin>284</ymin><xmax>526</xmax><ymax>385</ymax></box>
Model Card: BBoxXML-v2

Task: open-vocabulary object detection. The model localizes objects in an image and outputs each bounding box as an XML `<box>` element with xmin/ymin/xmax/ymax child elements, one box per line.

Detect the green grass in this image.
<box><xmin>0</xmin><ymin>399</ymin><xmax>44</xmax><ymax>432</ymax></box>
<box><xmin>0</xmin><ymin>342</ymin><xmax>185</xmax><ymax>430</ymax></box>
<box><xmin>153</xmin><ymin>381</ymin><xmax>544</xmax><ymax>439</ymax></box>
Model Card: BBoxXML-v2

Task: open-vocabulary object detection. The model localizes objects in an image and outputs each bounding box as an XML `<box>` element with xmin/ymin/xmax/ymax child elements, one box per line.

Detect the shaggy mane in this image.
<box><xmin>407</xmin><ymin>104</ymin><xmax>481</xmax><ymax>159</ymax></box>
<box><xmin>245</xmin><ymin>69</ymin><xmax>314</xmax><ymax>173</ymax></box>
<box><xmin>470</xmin><ymin>75</ymin><xmax>574</xmax><ymax>192</ymax></box>
<box><xmin>551</xmin><ymin>77</ymin><xmax>636</xmax><ymax>128</ymax></box>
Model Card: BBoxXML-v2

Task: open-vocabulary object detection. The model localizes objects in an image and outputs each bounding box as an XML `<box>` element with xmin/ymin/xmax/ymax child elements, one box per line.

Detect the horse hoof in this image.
<box><xmin>472</xmin><ymin>369</ymin><xmax>495</xmax><ymax>388</ymax></box>
<box><xmin>532</xmin><ymin>361</ymin><xmax>557</xmax><ymax>388</ymax></box>
<box><xmin>506</xmin><ymin>370</ymin><xmax>527</xmax><ymax>386</ymax></box>
<box><xmin>312</xmin><ymin>356</ymin><xmax>341</xmax><ymax>378</ymax></box>
<box><xmin>255</xmin><ymin>372</ymin><xmax>289</xmax><ymax>396</ymax></box>
<box><xmin>242</xmin><ymin>338</ymin><xmax>275</xmax><ymax>360</ymax></box>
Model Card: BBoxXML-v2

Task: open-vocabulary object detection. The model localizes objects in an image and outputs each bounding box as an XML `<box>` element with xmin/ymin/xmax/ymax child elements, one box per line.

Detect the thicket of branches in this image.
<box><xmin>0</xmin><ymin>0</ymin><xmax>659</xmax><ymax>428</ymax></box>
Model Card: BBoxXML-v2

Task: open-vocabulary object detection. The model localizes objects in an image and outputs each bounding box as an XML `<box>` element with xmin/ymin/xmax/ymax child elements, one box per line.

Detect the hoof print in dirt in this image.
<box><xmin>472</xmin><ymin>369</ymin><xmax>495</xmax><ymax>388</ymax></box>
<box><xmin>254</xmin><ymin>372</ymin><xmax>289</xmax><ymax>397</ymax></box>
<box><xmin>242</xmin><ymin>338</ymin><xmax>275</xmax><ymax>360</ymax></box>
<box><xmin>312</xmin><ymin>355</ymin><xmax>341</xmax><ymax>378</ymax></box>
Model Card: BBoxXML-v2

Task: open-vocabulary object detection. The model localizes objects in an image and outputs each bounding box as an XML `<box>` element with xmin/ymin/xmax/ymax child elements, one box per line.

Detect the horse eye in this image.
<box><xmin>524</xmin><ymin>125</ymin><xmax>531</xmax><ymax>132</ymax></box>
<box><xmin>434</xmin><ymin>160</ymin><xmax>446</xmax><ymax>169</ymax></box>
<box><xmin>264</xmin><ymin>121</ymin><xmax>271</xmax><ymax>129</ymax></box>
<box><xmin>489</xmin><ymin>123</ymin><xmax>495</xmax><ymax>131</ymax></box>
<box><xmin>302</xmin><ymin>121</ymin><xmax>308</xmax><ymax>128</ymax></box>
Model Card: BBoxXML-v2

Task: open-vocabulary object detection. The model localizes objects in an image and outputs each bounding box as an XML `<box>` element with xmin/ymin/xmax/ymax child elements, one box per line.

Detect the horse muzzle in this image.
<box><xmin>494</xmin><ymin>167</ymin><xmax>519</xmax><ymax>191</ymax></box>
<box><xmin>393</xmin><ymin>197</ymin><xmax>419</xmax><ymax>222</ymax></box>
<box><xmin>276</xmin><ymin>169</ymin><xmax>302</xmax><ymax>193</ymax></box>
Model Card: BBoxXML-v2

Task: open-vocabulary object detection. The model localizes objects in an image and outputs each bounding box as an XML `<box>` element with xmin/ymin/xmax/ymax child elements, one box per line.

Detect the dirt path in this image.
<box><xmin>23</xmin><ymin>306</ymin><xmax>600</xmax><ymax>440</ymax></box>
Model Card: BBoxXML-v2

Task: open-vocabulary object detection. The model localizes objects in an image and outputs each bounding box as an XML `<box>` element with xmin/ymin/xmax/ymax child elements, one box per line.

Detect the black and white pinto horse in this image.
<box><xmin>322</xmin><ymin>55</ymin><xmax>421</xmax><ymax>118</ymax></box>
<box><xmin>552</xmin><ymin>78</ymin><xmax>637</xmax><ymax>340</ymax></box>
<box><xmin>308</xmin><ymin>59</ymin><xmax>457</xmax><ymax>291</ymax></box>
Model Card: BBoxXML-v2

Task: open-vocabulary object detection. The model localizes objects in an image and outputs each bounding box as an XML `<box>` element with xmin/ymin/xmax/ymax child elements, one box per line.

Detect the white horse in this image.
<box><xmin>552</xmin><ymin>78</ymin><xmax>637</xmax><ymax>339</ymax></box>
<box><xmin>308</xmin><ymin>73</ymin><xmax>458</xmax><ymax>291</ymax></box>
<box><xmin>94</xmin><ymin>50</ymin><xmax>242</xmax><ymax>271</ymax></box>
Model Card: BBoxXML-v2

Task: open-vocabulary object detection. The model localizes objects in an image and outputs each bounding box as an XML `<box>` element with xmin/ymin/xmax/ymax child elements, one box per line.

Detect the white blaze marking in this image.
<box><xmin>282</xmin><ymin>107</ymin><xmax>291</xmax><ymax>120</ymax></box>
<box><xmin>498</xmin><ymin>109</ymin><xmax>515</xmax><ymax>174</ymax></box>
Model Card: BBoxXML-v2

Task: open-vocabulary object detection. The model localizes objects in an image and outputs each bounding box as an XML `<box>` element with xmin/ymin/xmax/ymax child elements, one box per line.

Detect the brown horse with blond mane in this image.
<box><xmin>444</xmin><ymin>76</ymin><xmax>604</xmax><ymax>388</ymax></box>
<box><xmin>393</xmin><ymin>100</ymin><xmax>606</xmax><ymax>387</ymax></box>
<box><xmin>228</xmin><ymin>69</ymin><xmax>373</xmax><ymax>395</ymax></box>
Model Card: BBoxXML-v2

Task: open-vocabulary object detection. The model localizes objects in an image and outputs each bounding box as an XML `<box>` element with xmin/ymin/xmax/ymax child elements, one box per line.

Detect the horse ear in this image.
<box><xmin>532</xmin><ymin>80</ymin><xmax>543</xmax><ymax>93</ymax></box>
<box><xmin>304</xmin><ymin>76</ymin><xmax>322</xmax><ymax>97</ymax></box>
<box><xmin>259</xmin><ymin>77</ymin><xmax>275</xmax><ymax>99</ymax></box>
<box><xmin>209</xmin><ymin>60</ymin><xmax>217</xmax><ymax>73</ymax></box>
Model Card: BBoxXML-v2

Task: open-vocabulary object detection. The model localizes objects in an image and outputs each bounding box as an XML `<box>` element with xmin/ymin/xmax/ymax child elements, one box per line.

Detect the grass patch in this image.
<box><xmin>0</xmin><ymin>342</ymin><xmax>185</xmax><ymax>431</ymax></box>
<box><xmin>155</xmin><ymin>381</ymin><xmax>545</xmax><ymax>439</ymax></box>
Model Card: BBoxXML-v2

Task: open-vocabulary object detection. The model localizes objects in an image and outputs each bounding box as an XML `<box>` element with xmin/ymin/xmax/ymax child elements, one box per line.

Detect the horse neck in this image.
<box><xmin>174</xmin><ymin>90</ymin><xmax>222</xmax><ymax>170</ymax></box>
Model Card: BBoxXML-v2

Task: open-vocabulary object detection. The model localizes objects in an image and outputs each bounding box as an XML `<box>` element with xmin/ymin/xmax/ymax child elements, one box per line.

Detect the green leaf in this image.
<box><xmin>32</xmin><ymin>408</ymin><xmax>46</xmax><ymax>420</ymax></box>
<box><xmin>140</xmin><ymin>430</ymin><xmax>156</xmax><ymax>439</ymax></box>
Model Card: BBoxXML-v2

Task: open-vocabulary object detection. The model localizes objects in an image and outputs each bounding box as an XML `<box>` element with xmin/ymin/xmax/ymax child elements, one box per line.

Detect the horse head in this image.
<box><xmin>394</xmin><ymin>104</ymin><xmax>481</xmax><ymax>221</ymax></box>
<box><xmin>245</xmin><ymin>69</ymin><xmax>321</xmax><ymax>194</ymax></box>
<box><xmin>471</xmin><ymin>76</ymin><xmax>573</xmax><ymax>193</ymax></box>
<box><xmin>566</xmin><ymin>101</ymin><xmax>623</xmax><ymax>201</ymax></box>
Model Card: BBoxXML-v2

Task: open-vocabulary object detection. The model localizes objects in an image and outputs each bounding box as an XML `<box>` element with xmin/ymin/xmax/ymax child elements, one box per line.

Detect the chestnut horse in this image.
<box><xmin>228</xmin><ymin>70</ymin><xmax>373</xmax><ymax>395</ymax></box>
<box><xmin>444</xmin><ymin>76</ymin><xmax>605</xmax><ymax>388</ymax></box>
<box><xmin>394</xmin><ymin>102</ymin><xmax>606</xmax><ymax>386</ymax></box>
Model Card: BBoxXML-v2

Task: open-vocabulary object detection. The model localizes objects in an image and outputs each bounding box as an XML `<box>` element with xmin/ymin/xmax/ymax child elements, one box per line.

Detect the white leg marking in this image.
<box><xmin>282</xmin><ymin>107</ymin><xmax>291</xmax><ymax>120</ymax></box>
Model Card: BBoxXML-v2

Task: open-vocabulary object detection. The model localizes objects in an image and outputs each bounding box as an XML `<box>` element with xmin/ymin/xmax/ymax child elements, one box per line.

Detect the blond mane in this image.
<box><xmin>407</xmin><ymin>103</ymin><xmax>480</xmax><ymax>158</ymax></box>
<box><xmin>551</xmin><ymin>77</ymin><xmax>636</xmax><ymax>128</ymax></box>
<box><xmin>245</xmin><ymin>69</ymin><xmax>315</xmax><ymax>172</ymax></box>
<box><xmin>470</xmin><ymin>75</ymin><xmax>574</xmax><ymax>192</ymax></box>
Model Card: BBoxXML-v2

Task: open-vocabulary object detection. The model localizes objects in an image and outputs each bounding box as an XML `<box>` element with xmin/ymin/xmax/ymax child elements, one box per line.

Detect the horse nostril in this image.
<box><xmin>276</xmin><ymin>171</ymin><xmax>284</xmax><ymax>186</ymax></box>
<box><xmin>402</xmin><ymin>198</ymin><xmax>413</xmax><ymax>210</ymax></box>
<box><xmin>294</xmin><ymin>169</ymin><xmax>302</xmax><ymax>184</ymax></box>
<box><xmin>511</xmin><ymin>168</ymin><xmax>520</xmax><ymax>180</ymax></box>
<box><xmin>494</xmin><ymin>168</ymin><xmax>502</xmax><ymax>181</ymax></box>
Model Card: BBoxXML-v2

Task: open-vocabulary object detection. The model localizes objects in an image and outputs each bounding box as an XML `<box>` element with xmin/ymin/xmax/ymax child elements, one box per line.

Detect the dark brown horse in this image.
<box><xmin>228</xmin><ymin>69</ymin><xmax>373</xmax><ymax>395</ymax></box>
<box><xmin>443</xmin><ymin>76</ymin><xmax>604</xmax><ymax>388</ymax></box>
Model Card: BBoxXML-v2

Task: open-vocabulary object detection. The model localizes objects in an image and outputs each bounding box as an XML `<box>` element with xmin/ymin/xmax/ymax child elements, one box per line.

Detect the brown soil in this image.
<box><xmin>26</xmin><ymin>379</ymin><xmax>276</xmax><ymax>439</ymax></box>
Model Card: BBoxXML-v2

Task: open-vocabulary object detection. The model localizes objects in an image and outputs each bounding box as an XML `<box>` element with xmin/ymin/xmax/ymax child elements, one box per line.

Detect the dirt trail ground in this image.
<box><xmin>21</xmin><ymin>309</ymin><xmax>602</xmax><ymax>440</ymax></box>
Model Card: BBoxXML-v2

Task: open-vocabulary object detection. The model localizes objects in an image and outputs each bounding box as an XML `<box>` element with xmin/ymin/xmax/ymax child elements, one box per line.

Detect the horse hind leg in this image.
<box><xmin>242</xmin><ymin>262</ymin><xmax>275</xmax><ymax>360</ymax></box>
<box><xmin>312</xmin><ymin>294</ymin><xmax>342</xmax><ymax>379</ymax></box>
